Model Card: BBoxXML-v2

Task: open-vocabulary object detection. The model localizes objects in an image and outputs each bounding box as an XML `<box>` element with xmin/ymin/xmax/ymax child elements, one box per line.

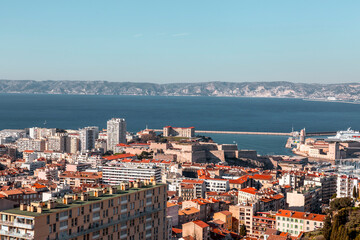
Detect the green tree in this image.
<box><xmin>330</xmin><ymin>197</ymin><xmax>353</xmax><ymax>211</ymax></box>
<box><xmin>353</xmin><ymin>186</ymin><xmax>357</xmax><ymax>199</ymax></box>
<box><xmin>240</xmin><ymin>224</ymin><xmax>247</xmax><ymax>236</ymax></box>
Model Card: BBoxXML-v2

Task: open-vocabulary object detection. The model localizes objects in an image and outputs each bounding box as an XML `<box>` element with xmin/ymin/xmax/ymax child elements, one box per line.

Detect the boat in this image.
<box><xmin>328</xmin><ymin>128</ymin><xmax>360</xmax><ymax>142</ymax></box>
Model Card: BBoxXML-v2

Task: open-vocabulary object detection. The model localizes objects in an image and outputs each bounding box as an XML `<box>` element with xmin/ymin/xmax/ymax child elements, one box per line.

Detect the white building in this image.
<box><xmin>79</xmin><ymin>126</ymin><xmax>99</xmax><ymax>152</ymax></box>
<box><xmin>202</xmin><ymin>178</ymin><xmax>229</xmax><ymax>192</ymax></box>
<box><xmin>337</xmin><ymin>175</ymin><xmax>358</xmax><ymax>198</ymax></box>
<box><xmin>102</xmin><ymin>162</ymin><xmax>161</xmax><ymax>185</ymax></box>
<box><xmin>107</xmin><ymin>118</ymin><xmax>126</xmax><ymax>152</ymax></box>
<box><xmin>276</xmin><ymin>209</ymin><xmax>326</xmax><ymax>236</ymax></box>
<box><xmin>17</xmin><ymin>138</ymin><xmax>46</xmax><ymax>152</ymax></box>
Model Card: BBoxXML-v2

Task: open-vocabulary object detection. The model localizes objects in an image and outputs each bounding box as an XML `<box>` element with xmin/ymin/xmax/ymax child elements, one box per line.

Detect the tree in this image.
<box><xmin>330</xmin><ymin>197</ymin><xmax>353</xmax><ymax>211</ymax></box>
<box><xmin>240</xmin><ymin>224</ymin><xmax>247</xmax><ymax>236</ymax></box>
<box><xmin>353</xmin><ymin>186</ymin><xmax>357</xmax><ymax>199</ymax></box>
<box><xmin>331</xmin><ymin>193</ymin><xmax>337</xmax><ymax>199</ymax></box>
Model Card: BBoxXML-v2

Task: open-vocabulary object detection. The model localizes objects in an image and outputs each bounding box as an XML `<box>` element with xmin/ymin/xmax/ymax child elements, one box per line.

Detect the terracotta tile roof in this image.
<box><xmin>182</xmin><ymin>179</ymin><xmax>204</xmax><ymax>184</ymax></box>
<box><xmin>217</xmin><ymin>210</ymin><xmax>232</xmax><ymax>216</ymax></box>
<box><xmin>193</xmin><ymin>220</ymin><xmax>209</xmax><ymax>228</ymax></box>
<box><xmin>276</xmin><ymin>209</ymin><xmax>326</xmax><ymax>222</ymax></box>
<box><xmin>179</xmin><ymin>207</ymin><xmax>200</xmax><ymax>216</ymax></box>
<box><xmin>252</xmin><ymin>174</ymin><xmax>273</xmax><ymax>181</ymax></box>
<box><xmin>172</xmin><ymin>228</ymin><xmax>182</xmax><ymax>234</ymax></box>
<box><xmin>240</xmin><ymin>187</ymin><xmax>258</xmax><ymax>195</ymax></box>
<box><xmin>103</xmin><ymin>153</ymin><xmax>136</xmax><ymax>160</ymax></box>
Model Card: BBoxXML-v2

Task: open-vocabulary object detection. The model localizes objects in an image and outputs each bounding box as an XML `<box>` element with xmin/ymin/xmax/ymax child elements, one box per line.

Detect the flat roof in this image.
<box><xmin>2</xmin><ymin>183</ymin><xmax>165</xmax><ymax>217</ymax></box>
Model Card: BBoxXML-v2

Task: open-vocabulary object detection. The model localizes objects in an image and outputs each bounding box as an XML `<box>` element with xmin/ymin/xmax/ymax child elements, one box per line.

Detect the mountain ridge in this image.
<box><xmin>0</xmin><ymin>79</ymin><xmax>359</xmax><ymax>101</ymax></box>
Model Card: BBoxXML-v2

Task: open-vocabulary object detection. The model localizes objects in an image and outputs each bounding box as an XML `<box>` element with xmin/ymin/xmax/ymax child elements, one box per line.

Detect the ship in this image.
<box><xmin>328</xmin><ymin>128</ymin><xmax>360</xmax><ymax>142</ymax></box>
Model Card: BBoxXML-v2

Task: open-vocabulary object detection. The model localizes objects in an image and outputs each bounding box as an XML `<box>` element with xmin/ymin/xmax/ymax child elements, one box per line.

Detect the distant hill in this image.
<box><xmin>0</xmin><ymin>80</ymin><xmax>359</xmax><ymax>101</ymax></box>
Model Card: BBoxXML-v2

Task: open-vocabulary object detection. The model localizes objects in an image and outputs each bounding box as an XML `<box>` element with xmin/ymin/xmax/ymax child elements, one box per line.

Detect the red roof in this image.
<box><xmin>103</xmin><ymin>154</ymin><xmax>136</xmax><ymax>160</ymax></box>
<box><xmin>276</xmin><ymin>209</ymin><xmax>326</xmax><ymax>222</ymax></box>
<box><xmin>252</xmin><ymin>174</ymin><xmax>273</xmax><ymax>181</ymax></box>
<box><xmin>240</xmin><ymin>187</ymin><xmax>258</xmax><ymax>195</ymax></box>
<box><xmin>193</xmin><ymin>220</ymin><xmax>209</xmax><ymax>228</ymax></box>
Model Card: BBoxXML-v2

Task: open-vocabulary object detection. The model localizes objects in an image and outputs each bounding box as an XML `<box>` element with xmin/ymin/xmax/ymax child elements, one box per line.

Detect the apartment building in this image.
<box><xmin>102</xmin><ymin>163</ymin><xmax>162</xmax><ymax>185</ymax></box>
<box><xmin>0</xmin><ymin>181</ymin><xmax>167</xmax><ymax>240</ymax></box>
<box><xmin>286</xmin><ymin>185</ymin><xmax>322</xmax><ymax>213</ymax></box>
<box><xmin>337</xmin><ymin>175</ymin><xmax>358</xmax><ymax>198</ymax></box>
<box><xmin>276</xmin><ymin>209</ymin><xmax>326</xmax><ymax>236</ymax></box>
<box><xmin>17</xmin><ymin>138</ymin><xmax>46</xmax><ymax>152</ymax></box>
<box><xmin>59</xmin><ymin>171</ymin><xmax>102</xmax><ymax>187</ymax></box>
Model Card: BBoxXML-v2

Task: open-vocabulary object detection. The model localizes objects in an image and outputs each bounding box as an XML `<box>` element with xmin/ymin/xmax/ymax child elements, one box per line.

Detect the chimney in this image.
<box><xmin>73</xmin><ymin>194</ymin><xmax>78</xmax><ymax>201</ymax></box>
<box><xmin>37</xmin><ymin>207</ymin><xmax>43</xmax><ymax>213</ymax></box>
<box><xmin>20</xmin><ymin>204</ymin><xmax>27</xmax><ymax>211</ymax></box>
<box><xmin>81</xmin><ymin>193</ymin><xmax>89</xmax><ymax>201</ymax></box>
<box><xmin>27</xmin><ymin>205</ymin><xmax>32</xmax><ymax>212</ymax></box>
<box><xmin>63</xmin><ymin>196</ymin><xmax>73</xmax><ymax>205</ymax></box>
<box><xmin>109</xmin><ymin>187</ymin><xmax>117</xmax><ymax>195</ymax></box>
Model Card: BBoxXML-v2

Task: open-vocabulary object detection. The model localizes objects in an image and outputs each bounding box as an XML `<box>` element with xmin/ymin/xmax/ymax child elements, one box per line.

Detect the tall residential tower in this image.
<box><xmin>107</xmin><ymin>118</ymin><xmax>126</xmax><ymax>152</ymax></box>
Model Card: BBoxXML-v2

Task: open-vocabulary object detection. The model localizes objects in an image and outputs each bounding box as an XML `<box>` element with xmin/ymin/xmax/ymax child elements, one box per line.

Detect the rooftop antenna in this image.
<box><xmin>44</xmin><ymin>120</ymin><xmax>47</xmax><ymax>126</ymax></box>
<box><xmin>146</xmin><ymin>124</ymin><xmax>148</xmax><ymax>130</ymax></box>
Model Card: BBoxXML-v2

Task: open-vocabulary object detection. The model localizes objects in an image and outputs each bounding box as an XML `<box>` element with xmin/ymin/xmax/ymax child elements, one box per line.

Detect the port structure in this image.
<box><xmin>153</xmin><ymin>129</ymin><xmax>336</xmax><ymax>137</ymax></box>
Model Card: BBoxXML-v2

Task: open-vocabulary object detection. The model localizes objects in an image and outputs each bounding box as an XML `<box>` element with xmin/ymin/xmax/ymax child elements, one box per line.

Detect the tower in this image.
<box><xmin>79</xmin><ymin>126</ymin><xmax>99</xmax><ymax>152</ymax></box>
<box><xmin>107</xmin><ymin>118</ymin><xmax>126</xmax><ymax>152</ymax></box>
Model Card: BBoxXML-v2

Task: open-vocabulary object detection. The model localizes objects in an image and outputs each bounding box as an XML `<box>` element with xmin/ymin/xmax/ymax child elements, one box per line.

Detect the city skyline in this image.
<box><xmin>1</xmin><ymin>1</ymin><xmax>360</xmax><ymax>84</ymax></box>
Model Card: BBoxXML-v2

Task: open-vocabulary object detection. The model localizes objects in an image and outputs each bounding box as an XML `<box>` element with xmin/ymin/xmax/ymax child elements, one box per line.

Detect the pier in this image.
<box><xmin>153</xmin><ymin>129</ymin><xmax>292</xmax><ymax>136</ymax></box>
<box><xmin>153</xmin><ymin>129</ymin><xmax>336</xmax><ymax>137</ymax></box>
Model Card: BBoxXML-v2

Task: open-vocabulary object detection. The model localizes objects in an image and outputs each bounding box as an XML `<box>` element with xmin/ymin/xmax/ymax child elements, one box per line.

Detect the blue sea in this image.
<box><xmin>1</xmin><ymin>94</ymin><xmax>360</xmax><ymax>155</ymax></box>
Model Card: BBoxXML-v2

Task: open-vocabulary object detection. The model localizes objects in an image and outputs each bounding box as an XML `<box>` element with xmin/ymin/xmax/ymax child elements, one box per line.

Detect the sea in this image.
<box><xmin>1</xmin><ymin>94</ymin><xmax>360</xmax><ymax>155</ymax></box>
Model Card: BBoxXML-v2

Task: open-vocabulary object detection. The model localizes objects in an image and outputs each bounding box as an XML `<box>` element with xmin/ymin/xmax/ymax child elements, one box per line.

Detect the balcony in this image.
<box><xmin>0</xmin><ymin>220</ymin><xmax>34</xmax><ymax>230</ymax></box>
<box><xmin>0</xmin><ymin>230</ymin><xmax>34</xmax><ymax>239</ymax></box>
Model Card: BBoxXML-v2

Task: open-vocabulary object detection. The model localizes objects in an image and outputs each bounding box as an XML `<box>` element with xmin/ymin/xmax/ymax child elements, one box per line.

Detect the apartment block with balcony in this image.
<box><xmin>0</xmin><ymin>181</ymin><xmax>167</xmax><ymax>240</ymax></box>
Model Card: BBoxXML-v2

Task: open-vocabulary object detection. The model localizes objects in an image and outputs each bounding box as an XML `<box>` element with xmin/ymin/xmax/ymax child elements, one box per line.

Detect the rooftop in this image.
<box><xmin>2</xmin><ymin>183</ymin><xmax>164</xmax><ymax>217</ymax></box>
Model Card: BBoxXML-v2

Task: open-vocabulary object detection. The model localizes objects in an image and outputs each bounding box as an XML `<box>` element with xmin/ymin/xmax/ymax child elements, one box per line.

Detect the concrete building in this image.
<box><xmin>286</xmin><ymin>185</ymin><xmax>322</xmax><ymax>213</ymax></box>
<box><xmin>79</xmin><ymin>126</ymin><xmax>99</xmax><ymax>152</ymax></box>
<box><xmin>46</xmin><ymin>135</ymin><xmax>67</xmax><ymax>152</ymax></box>
<box><xmin>167</xmin><ymin>202</ymin><xmax>179</xmax><ymax>227</ymax></box>
<box><xmin>17</xmin><ymin>138</ymin><xmax>46</xmax><ymax>152</ymax></box>
<box><xmin>163</xmin><ymin>126</ymin><xmax>195</xmax><ymax>138</ymax></box>
<box><xmin>276</xmin><ymin>209</ymin><xmax>326</xmax><ymax>236</ymax></box>
<box><xmin>213</xmin><ymin>211</ymin><xmax>232</xmax><ymax>231</ymax></box>
<box><xmin>182</xmin><ymin>220</ymin><xmax>210</xmax><ymax>240</ymax></box>
<box><xmin>337</xmin><ymin>175</ymin><xmax>358</xmax><ymax>198</ymax></box>
<box><xmin>107</xmin><ymin>118</ymin><xmax>126</xmax><ymax>152</ymax></box>
<box><xmin>0</xmin><ymin>182</ymin><xmax>167</xmax><ymax>240</ymax></box>
<box><xmin>59</xmin><ymin>171</ymin><xmax>102</xmax><ymax>187</ymax></box>
<box><xmin>102</xmin><ymin>162</ymin><xmax>162</xmax><ymax>185</ymax></box>
<box><xmin>229</xmin><ymin>203</ymin><xmax>256</xmax><ymax>236</ymax></box>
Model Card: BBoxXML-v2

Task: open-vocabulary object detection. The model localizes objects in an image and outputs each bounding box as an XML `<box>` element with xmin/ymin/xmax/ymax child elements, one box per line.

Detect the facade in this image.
<box><xmin>337</xmin><ymin>175</ymin><xmax>358</xmax><ymax>198</ymax></box>
<box><xmin>286</xmin><ymin>185</ymin><xmax>322</xmax><ymax>213</ymax></box>
<box><xmin>79</xmin><ymin>126</ymin><xmax>99</xmax><ymax>153</ymax></box>
<box><xmin>213</xmin><ymin>211</ymin><xmax>232</xmax><ymax>231</ymax></box>
<box><xmin>59</xmin><ymin>171</ymin><xmax>102</xmax><ymax>187</ymax></box>
<box><xmin>0</xmin><ymin>182</ymin><xmax>167</xmax><ymax>240</ymax></box>
<box><xmin>276</xmin><ymin>209</ymin><xmax>326</xmax><ymax>236</ymax></box>
<box><xmin>163</xmin><ymin>126</ymin><xmax>195</xmax><ymax>138</ymax></box>
<box><xmin>182</xmin><ymin>220</ymin><xmax>210</xmax><ymax>240</ymax></box>
<box><xmin>102</xmin><ymin>163</ymin><xmax>162</xmax><ymax>185</ymax></box>
<box><xmin>17</xmin><ymin>138</ymin><xmax>46</xmax><ymax>152</ymax></box>
<box><xmin>107</xmin><ymin>118</ymin><xmax>127</xmax><ymax>152</ymax></box>
<box><xmin>229</xmin><ymin>203</ymin><xmax>256</xmax><ymax>235</ymax></box>
<box><xmin>46</xmin><ymin>135</ymin><xmax>67</xmax><ymax>152</ymax></box>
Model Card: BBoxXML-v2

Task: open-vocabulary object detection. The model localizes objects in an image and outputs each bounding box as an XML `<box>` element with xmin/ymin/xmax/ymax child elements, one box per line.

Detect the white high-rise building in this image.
<box><xmin>79</xmin><ymin>126</ymin><xmax>99</xmax><ymax>152</ymax></box>
<box><xmin>107</xmin><ymin>118</ymin><xmax>126</xmax><ymax>152</ymax></box>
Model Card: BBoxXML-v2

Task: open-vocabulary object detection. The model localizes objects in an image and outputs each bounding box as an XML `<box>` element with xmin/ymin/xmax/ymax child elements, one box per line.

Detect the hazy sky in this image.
<box><xmin>1</xmin><ymin>1</ymin><xmax>359</xmax><ymax>83</ymax></box>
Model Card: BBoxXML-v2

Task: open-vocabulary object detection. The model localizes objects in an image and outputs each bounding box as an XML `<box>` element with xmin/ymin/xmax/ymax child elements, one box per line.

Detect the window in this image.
<box><xmin>60</xmin><ymin>221</ymin><xmax>67</xmax><ymax>228</ymax></box>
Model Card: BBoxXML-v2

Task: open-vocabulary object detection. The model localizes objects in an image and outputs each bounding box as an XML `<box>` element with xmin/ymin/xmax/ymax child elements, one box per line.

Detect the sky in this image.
<box><xmin>0</xmin><ymin>1</ymin><xmax>359</xmax><ymax>84</ymax></box>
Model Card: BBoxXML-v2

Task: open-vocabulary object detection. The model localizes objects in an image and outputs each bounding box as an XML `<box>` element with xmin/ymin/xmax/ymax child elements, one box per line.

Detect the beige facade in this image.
<box><xmin>0</xmin><ymin>182</ymin><xmax>167</xmax><ymax>240</ymax></box>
